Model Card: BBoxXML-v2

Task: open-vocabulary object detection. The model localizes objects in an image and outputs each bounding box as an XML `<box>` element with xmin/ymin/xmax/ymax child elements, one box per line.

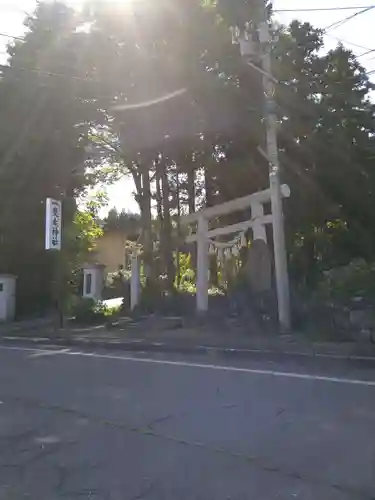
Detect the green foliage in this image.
<box><xmin>0</xmin><ymin>1</ymin><xmax>103</xmax><ymax>314</ymax></box>
<box><xmin>175</xmin><ymin>253</ymin><xmax>196</xmax><ymax>294</ymax></box>
<box><xmin>178</xmin><ymin>280</ymin><xmax>197</xmax><ymax>295</ymax></box>
<box><xmin>177</xmin><ymin>253</ymin><xmax>196</xmax><ymax>285</ymax></box>
<box><xmin>2</xmin><ymin>0</ymin><xmax>375</xmax><ymax>316</ymax></box>
<box><xmin>208</xmin><ymin>286</ymin><xmax>225</xmax><ymax>297</ymax></box>
<box><xmin>104</xmin><ymin>209</ymin><xmax>141</xmax><ymax>239</ymax></box>
<box><xmin>61</xmin><ymin>195</ymin><xmax>105</xmax><ymax>305</ymax></box>
<box><xmin>72</xmin><ymin>298</ymin><xmax>122</xmax><ymax>325</ymax></box>
<box><xmin>95</xmin><ymin>301</ymin><xmax>122</xmax><ymax>318</ymax></box>
<box><xmin>139</xmin><ymin>279</ymin><xmax>163</xmax><ymax>313</ymax></box>
<box><xmin>275</xmin><ymin>22</ymin><xmax>375</xmax><ymax>283</ymax></box>
<box><xmin>71</xmin><ymin>298</ymin><xmax>97</xmax><ymax>324</ymax></box>
<box><xmin>174</xmin><ymin>252</ymin><xmax>224</xmax><ymax>295</ymax></box>
<box><xmin>106</xmin><ymin>270</ymin><xmax>131</xmax><ymax>287</ymax></box>
<box><xmin>105</xmin><ymin>269</ymin><xmax>131</xmax><ymax>303</ymax></box>
<box><xmin>317</xmin><ymin>260</ymin><xmax>375</xmax><ymax>303</ymax></box>
<box><xmin>66</xmin><ymin>206</ymin><xmax>104</xmax><ymax>262</ymax></box>
<box><xmin>216</xmin><ymin>0</ymin><xmax>267</xmax><ymax>28</ymax></box>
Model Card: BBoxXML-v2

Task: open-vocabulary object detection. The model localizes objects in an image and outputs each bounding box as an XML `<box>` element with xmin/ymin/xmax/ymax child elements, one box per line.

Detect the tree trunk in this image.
<box><xmin>155</xmin><ymin>169</ymin><xmax>164</xmax><ymax>225</ymax></box>
<box><xmin>176</xmin><ymin>166</ymin><xmax>181</xmax><ymax>289</ymax></box>
<box><xmin>142</xmin><ymin>168</ymin><xmax>153</xmax><ymax>280</ymax></box>
<box><xmin>161</xmin><ymin>160</ymin><xmax>175</xmax><ymax>292</ymax></box>
<box><xmin>205</xmin><ymin>164</ymin><xmax>219</xmax><ymax>287</ymax></box>
<box><xmin>187</xmin><ymin>161</ymin><xmax>197</xmax><ymax>273</ymax></box>
<box><xmin>187</xmin><ymin>163</ymin><xmax>195</xmax><ymax>215</ymax></box>
<box><xmin>133</xmin><ymin>164</ymin><xmax>153</xmax><ymax>282</ymax></box>
<box><xmin>154</xmin><ymin>166</ymin><xmax>164</xmax><ymax>279</ymax></box>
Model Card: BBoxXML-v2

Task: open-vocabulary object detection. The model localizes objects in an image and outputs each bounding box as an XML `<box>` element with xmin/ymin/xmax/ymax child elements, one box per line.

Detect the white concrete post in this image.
<box><xmin>251</xmin><ymin>202</ymin><xmax>267</xmax><ymax>242</ymax></box>
<box><xmin>83</xmin><ymin>264</ymin><xmax>105</xmax><ymax>301</ymax></box>
<box><xmin>0</xmin><ymin>275</ymin><xmax>17</xmax><ymax>322</ymax></box>
<box><xmin>196</xmin><ymin>216</ymin><xmax>209</xmax><ymax>313</ymax></box>
<box><xmin>130</xmin><ymin>254</ymin><xmax>141</xmax><ymax>311</ymax></box>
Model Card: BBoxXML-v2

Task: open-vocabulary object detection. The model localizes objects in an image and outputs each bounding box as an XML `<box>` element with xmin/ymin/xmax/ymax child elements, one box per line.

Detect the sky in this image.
<box><xmin>1</xmin><ymin>0</ymin><xmax>375</xmax><ymax>214</ymax></box>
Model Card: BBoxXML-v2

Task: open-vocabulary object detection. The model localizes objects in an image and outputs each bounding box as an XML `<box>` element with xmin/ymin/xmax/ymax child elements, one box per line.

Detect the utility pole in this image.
<box><xmin>232</xmin><ymin>0</ymin><xmax>291</xmax><ymax>331</ymax></box>
<box><xmin>257</xmin><ymin>1</ymin><xmax>291</xmax><ymax>332</ymax></box>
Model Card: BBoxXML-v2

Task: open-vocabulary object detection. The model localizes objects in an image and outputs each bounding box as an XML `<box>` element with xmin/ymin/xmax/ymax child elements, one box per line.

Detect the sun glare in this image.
<box><xmin>108</xmin><ymin>0</ymin><xmax>136</xmax><ymax>8</ymax></box>
<box><xmin>68</xmin><ymin>0</ymin><xmax>138</xmax><ymax>11</ymax></box>
<box><xmin>108</xmin><ymin>0</ymin><xmax>138</xmax><ymax>15</ymax></box>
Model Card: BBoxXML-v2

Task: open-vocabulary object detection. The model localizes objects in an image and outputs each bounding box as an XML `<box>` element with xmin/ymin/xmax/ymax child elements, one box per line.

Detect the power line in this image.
<box><xmin>0</xmin><ymin>3</ymin><xmax>26</xmax><ymax>11</ymax></box>
<box><xmin>2</xmin><ymin>3</ymin><xmax>375</xmax><ymax>14</ymax></box>
<box><xmin>2</xmin><ymin>61</ymin><xmax>369</xmax><ymax>100</ymax></box>
<box><xmin>1</xmin><ymin>12</ymin><xmax>374</xmax><ymax>87</ymax></box>
<box><xmin>0</xmin><ymin>7</ymin><xmax>25</xmax><ymax>15</ymax></box>
<box><xmin>4</xmin><ymin>23</ymin><xmax>372</xmax><ymax>61</ymax></box>
<box><xmin>275</xmin><ymin>5</ymin><xmax>375</xmax><ymax>13</ymax></box>
<box><xmin>1</xmin><ymin>6</ymin><xmax>374</xmax><ymax>44</ymax></box>
<box><xmin>358</xmin><ymin>48</ymin><xmax>375</xmax><ymax>58</ymax></box>
<box><xmin>273</xmin><ymin>4</ymin><xmax>375</xmax><ymax>54</ymax></box>
<box><xmin>321</xmin><ymin>9</ymin><xmax>375</xmax><ymax>61</ymax></box>
<box><xmin>1</xmin><ymin>5</ymin><xmax>375</xmax><ymax>21</ymax></box>
<box><xmin>0</xmin><ymin>64</ymin><xmax>100</xmax><ymax>84</ymax></box>
<box><xmin>0</xmin><ymin>32</ymin><xmax>24</xmax><ymax>42</ymax></box>
<box><xmin>325</xmin><ymin>33</ymin><xmax>373</xmax><ymax>52</ymax></box>
<box><xmin>2</xmin><ymin>39</ymin><xmax>375</xmax><ymax>90</ymax></box>
<box><xmin>324</xmin><ymin>5</ymin><xmax>375</xmax><ymax>32</ymax></box>
<box><xmin>0</xmin><ymin>63</ymin><xmax>133</xmax><ymax>103</ymax></box>
<box><xmin>324</xmin><ymin>32</ymin><xmax>375</xmax><ymax>62</ymax></box>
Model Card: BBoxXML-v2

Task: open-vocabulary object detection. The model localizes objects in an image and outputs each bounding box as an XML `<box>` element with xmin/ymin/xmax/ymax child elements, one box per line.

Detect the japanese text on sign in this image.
<box><xmin>45</xmin><ymin>198</ymin><xmax>62</xmax><ymax>250</ymax></box>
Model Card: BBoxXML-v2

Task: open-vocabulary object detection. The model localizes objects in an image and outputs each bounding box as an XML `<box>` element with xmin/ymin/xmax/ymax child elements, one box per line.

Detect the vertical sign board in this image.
<box><xmin>45</xmin><ymin>198</ymin><xmax>62</xmax><ymax>251</ymax></box>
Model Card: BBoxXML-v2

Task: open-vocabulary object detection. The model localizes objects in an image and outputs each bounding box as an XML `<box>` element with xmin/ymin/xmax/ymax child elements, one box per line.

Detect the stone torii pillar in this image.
<box><xmin>196</xmin><ymin>217</ymin><xmax>209</xmax><ymax>313</ymax></box>
<box><xmin>130</xmin><ymin>254</ymin><xmax>141</xmax><ymax>311</ymax></box>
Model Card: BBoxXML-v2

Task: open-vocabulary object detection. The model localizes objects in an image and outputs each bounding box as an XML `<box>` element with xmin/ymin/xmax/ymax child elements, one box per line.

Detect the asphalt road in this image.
<box><xmin>0</xmin><ymin>345</ymin><xmax>375</xmax><ymax>499</ymax></box>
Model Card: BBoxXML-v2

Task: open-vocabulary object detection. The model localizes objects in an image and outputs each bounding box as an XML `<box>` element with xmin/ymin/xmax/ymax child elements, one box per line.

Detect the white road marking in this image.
<box><xmin>34</xmin><ymin>435</ymin><xmax>61</xmax><ymax>445</ymax></box>
<box><xmin>1</xmin><ymin>344</ymin><xmax>375</xmax><ymax>387</ymax></box>
<box><xmin>3</xmin><ymin>337</ymin><xmax>375</xmax><ymax>362</ymax></box>
<box><xmin>29</xmin><ymin>348</ymin><xmax>70</xmax><ymax>358</ymax></box>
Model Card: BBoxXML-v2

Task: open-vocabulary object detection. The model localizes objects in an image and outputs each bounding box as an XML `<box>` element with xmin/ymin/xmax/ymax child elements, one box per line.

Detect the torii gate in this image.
<box><xmin>180</xmin><ymin>184</ymin><xmax>291</xmax><ymax>324</ymax></box>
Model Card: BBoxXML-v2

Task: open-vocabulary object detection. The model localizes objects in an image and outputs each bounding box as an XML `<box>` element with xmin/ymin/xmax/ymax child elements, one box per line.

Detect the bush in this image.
<box><xmin>72</xmin><ymin>298</ymin><xmax>122</xmax><ymax>325</ymax></box>
<box><xmin>178</xmin><ymin>280</ymin><xmax>196</xmax><ymax>295</ymax></box>
<box><xmin>317</xmin><ymin>259</ymin><xmax>375</xmax><ymax>304</ymax></box>
<box><xmin>106</xmin><ymin>269</ymin><xmax>131</xmax><ymax>286</ymax></box>
<box><xmin>139</xmin><ymin>279</ymin><xmax>163</xmax><ymax>313</ymax></box>
<box><xmin>208</xmin><ymin>286</ymin><xmax>225</xmax><ymax>297</ymax></box>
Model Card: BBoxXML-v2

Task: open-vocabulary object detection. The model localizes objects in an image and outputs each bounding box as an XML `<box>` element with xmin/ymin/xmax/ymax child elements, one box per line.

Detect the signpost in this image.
<box><xmin>45</xmin><ymin>198</ymin><xmax>62</xmax><ymax>251</ymax></box>
<box><xmin>45</xmin><ymin>198</ymin><xmax>63</xmax><ymax>328</ymax></box>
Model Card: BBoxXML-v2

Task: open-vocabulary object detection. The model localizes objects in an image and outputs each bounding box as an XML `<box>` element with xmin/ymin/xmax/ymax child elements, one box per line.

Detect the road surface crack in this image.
<box><xmin>0</xmin><ymin>393</ymin><xmax>373</xmax><ymax>500</ymax></box>
<box><xmin>146</xmin><ymin>402</ymin><xmax>238</xmax><ymax>430</ymax></box>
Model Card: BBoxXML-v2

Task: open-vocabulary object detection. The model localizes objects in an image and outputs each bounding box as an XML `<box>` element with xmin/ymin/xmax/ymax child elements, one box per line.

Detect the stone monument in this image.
<box><xmin>245</xmin><ymin>239</ymin><xmax>272</xmax><ymax>294</ymax></box>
